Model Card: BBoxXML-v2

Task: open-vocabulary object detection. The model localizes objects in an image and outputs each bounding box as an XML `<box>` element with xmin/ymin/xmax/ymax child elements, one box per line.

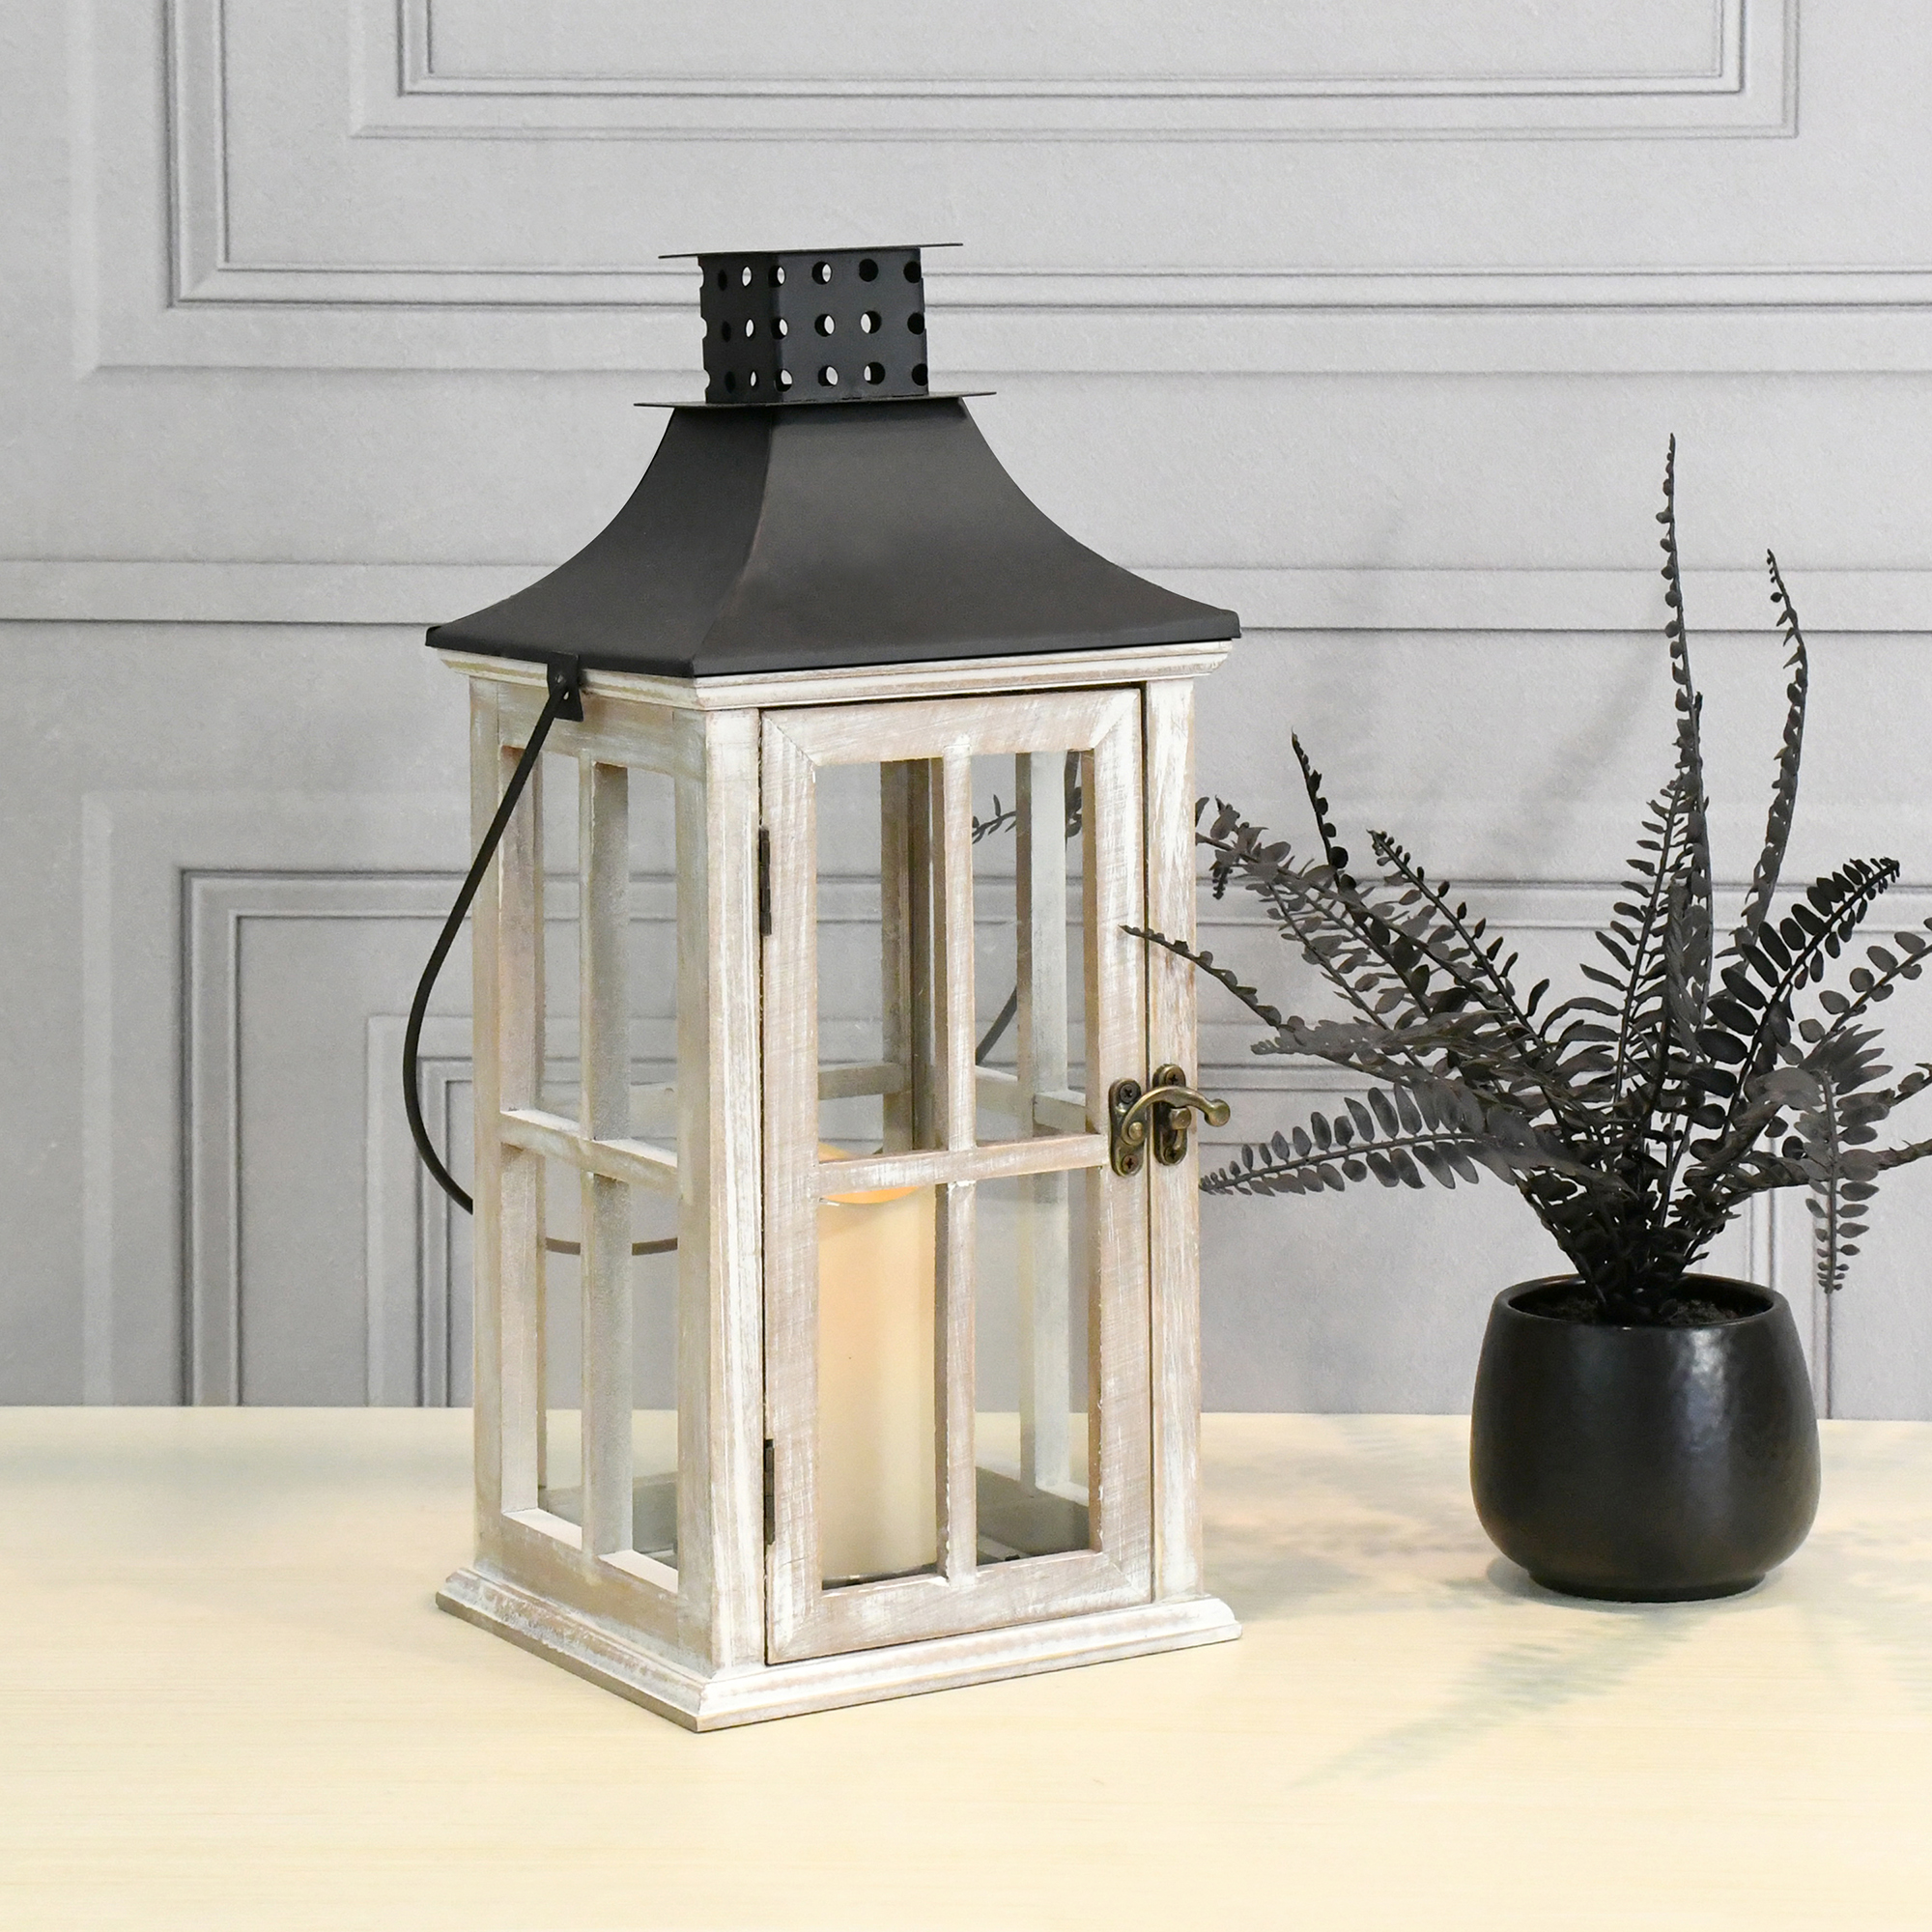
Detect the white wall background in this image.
<box><xmin>6</xmin><ymin>0</ymin><xmax>1932</xmax><ymax>1414</ymax></box>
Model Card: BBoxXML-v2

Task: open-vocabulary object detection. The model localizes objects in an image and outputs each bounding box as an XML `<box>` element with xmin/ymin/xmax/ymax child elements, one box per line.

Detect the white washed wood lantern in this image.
<box><xmin>413</xmin><ymin>245</ymin><xmax>1242</xmax><ymax>1727</ymax></box>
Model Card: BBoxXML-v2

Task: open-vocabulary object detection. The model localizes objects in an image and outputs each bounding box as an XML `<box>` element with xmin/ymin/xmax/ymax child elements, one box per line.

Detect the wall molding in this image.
<box><xmin>84</xmin><ymin>0</ymin><xmax>1932</xmax><ymax>372</ymax></box>
<box><xmin>358</xmin><ymin>0</ymin><xmax>1795</xmax><ymax>140</ymax></box>
<box><xmin>182</xmin><ymin>871</ymin><xmax>471</xmax><ymax>1404</ymax></box>
<box><xmin>79</xmin><ymin>790</ymin><xmax>469</xmax><ymax>1403</ymax></box>
<box><xmin>17</xmin><ymin>562</ymin><xmax>1932</xmax><ymax>633</ymax></box>
<box><xmin>366</xmin><ymin>1011</ymin><xmax>469</xmax><ymax>1406</ymax></box>
<box><xmin>177</xmin><ymin>0</ymin><xmax>1804</xmax><ymax>309</ymax></box>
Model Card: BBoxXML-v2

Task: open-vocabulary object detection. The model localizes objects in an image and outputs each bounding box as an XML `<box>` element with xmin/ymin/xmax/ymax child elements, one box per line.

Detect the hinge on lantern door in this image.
<box><xmin>762</xmin><ymin>1438</ymin><xmax>776</xmax><ymax>1547</ymax></box>
<box><xmin>757</xmin><ymin>829</ymin><xmax>773</xmax><ymax>937</ymax></box>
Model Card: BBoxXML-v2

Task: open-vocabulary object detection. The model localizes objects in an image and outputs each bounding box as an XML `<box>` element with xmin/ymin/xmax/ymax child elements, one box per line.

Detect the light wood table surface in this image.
<box><xmin>5</xmin><ymin>1408</ymin><xmax>1930</xmax><ymax>1930</ymax></box>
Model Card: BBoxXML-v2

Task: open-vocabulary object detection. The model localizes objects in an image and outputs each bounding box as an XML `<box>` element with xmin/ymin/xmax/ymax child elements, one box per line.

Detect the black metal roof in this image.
<box><xmin>427</xmin><ymin>396</ymin><xmax>1239</xmax><ymax>680</ymax></box>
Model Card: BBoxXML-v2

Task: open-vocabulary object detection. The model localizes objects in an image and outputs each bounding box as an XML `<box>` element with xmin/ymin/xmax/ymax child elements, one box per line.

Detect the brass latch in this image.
<box><xmin>1108</xmin><ymin>1065</ymin><xmax>1232</xmax><ymax>1177</ymax></box>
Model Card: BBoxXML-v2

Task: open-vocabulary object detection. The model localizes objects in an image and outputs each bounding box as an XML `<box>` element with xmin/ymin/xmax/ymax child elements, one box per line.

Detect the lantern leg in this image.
<box><xmin>1145</xmin><ymin>680</ymin><xmax>1207</xmax><ymax>1598</ymax></box>
<box><xmin>675</xmin><ymin>707</ymin><xmax>765</xmax><ymax>1669</ymax></box>
<box><xmin>496</xmin><ymin>719</ymin><xmax>546</xmax><ymax>1514</ymax></box>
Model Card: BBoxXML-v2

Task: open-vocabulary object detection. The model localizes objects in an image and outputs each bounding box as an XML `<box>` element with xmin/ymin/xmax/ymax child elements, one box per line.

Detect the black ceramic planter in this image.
<box><xmin>1469</xmin><ymin>1274</ymin><xmax>1820</xmax><ymax>1602</ymax></box>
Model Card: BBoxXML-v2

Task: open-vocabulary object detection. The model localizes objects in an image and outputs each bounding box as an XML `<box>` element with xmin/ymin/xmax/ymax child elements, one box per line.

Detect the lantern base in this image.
<box><xmin>436</xmin><ymin>1566</ymin><xmax>1239</xmax><ymax>1730</ymax></box>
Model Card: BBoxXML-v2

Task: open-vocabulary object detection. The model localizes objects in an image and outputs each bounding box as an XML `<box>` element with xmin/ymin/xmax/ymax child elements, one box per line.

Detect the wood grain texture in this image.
<box><xmin>467</xmin><ymin>681</ymin><xmax>505</xmax><ymax>1520</ymax></box>
<box><xmin>437</xmin><ymin>645</ymin><xmax>1231</xmax><ymax>715</ymax></box>
<box><xmin>484</xmin><ymin>1496</ymin><xmax>677</xmax><ymax>1650</ymax></box>
<box><xmin>19</xmin><ymin>1407</ymin><xmax>1932</xmax><ymax>1931</ymax></box>
<box><xmin>817</xmin><ymin>1060</ymin><xmax>908</xmax><ymax>1101</ymax></box>
<box><xmin>1085</xmin><ymin>704</ymin><xmax>1155</xmax><ymax>1599</ymax></box>
<box><xmin>1144</xmin><ymin>679</ymin><xmax>1207</xmax><ymax>1599</ymax></box>
<box><xmin>440</xmin><ymin>1561</ymin><xmax>1233</xmax><ymax>1730</ymax></box>
<box><xmin>776</xmin><ymin>690</ymin><xmax>1136</xmax><ymax>767</ymax></box>
<box><xmin>812</xmin><ymin>1135</ymin><xmax>1106</xmax><ymax>1196</ymax></box>
<box><xmin>684</xmin><ymin>706</ymin><xmax>767</xmax><ymax>1669</ymax></box>
<box><xmin>669</xmin><ymin>720</ymin><xmax>721</xmax><ymax>1656</ymax></box>
<box><xmin>973</xmin><ymin>1067</ymin><xmax>1089</xmax><ymax>1141</ymax></box>
<box><xmin>760</xmin><ymin>718</ymin><xmax>824</xmax><ymax>1660</ymax></box>
<box><xmin>935</xmin><ymin>747</ymin><xmax>980</xmax><ymax>1584</ymax></box>
<box><xmin>494</xmin><ymin>681</ymin><xmax>700</xmax><ymax>781</ymax></box>
<box><xmin>493</xmin><ymin>715</ymin><xmax>545</xmax><ymax>1515</ymax></box>
<box><xmin>936</xmin><ymin>1181</ymin><xmax>979</xmax><ymax>1584</ymax></box>
<box><xmin>1032</xmin><ymin>1089</ymin><xmax>1091</xmax><ymax>1135</ymax></box>
<box><xmin>791</xmin><ymin>1543</ymin><xmax>1151</xmax><ymax>1658</ymax></box>
<box><xmin>497</xmin><ymin>1108</ymin><xmax>678</xmax><ymax>1190</ymax></box>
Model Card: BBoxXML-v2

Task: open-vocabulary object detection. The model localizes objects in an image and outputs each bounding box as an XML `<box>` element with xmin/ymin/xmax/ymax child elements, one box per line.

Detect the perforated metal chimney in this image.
<box><xmin>427</xmin><ymin>245</ymin><xmax>1240</xmax><ymax>680</ymax></box>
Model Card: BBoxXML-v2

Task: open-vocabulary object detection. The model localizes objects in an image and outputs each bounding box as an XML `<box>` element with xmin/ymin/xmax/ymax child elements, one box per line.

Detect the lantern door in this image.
<box><xmin>760</xmin><ymin>687</ymin><xmax>1156</xmax><ymax>1662</ymax></box>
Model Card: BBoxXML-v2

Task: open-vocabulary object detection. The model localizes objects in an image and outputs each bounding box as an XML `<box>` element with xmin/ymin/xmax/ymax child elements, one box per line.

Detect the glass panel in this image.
<box><xmin>802</xmin><ymin>746</ymin><xmax>1101</xmax><ymax>1590</ymax></box>
<box><xmin>530</xmin><ymin>1178</ymin><xmax>680</xmax><ymax>1568</ymax></box>
<box><xmin>626</xmin><ymin>762</ymin><xmax>681</xmax><ymax>1138</ymax></box>
<box><xmin>818</xmin><ymin>1179</ymin><xmax>939</xmax><ymax>1587</ymax></box>
<box><xmin>517</xmin><ymin>755</ymin><xmax>681</xmax><ymax>1576</ymax></box>
<box><xmin>625</xmin><ymin>766</ymin><xmax>680</xmax><ymax>1570</ymax></box>
<box><xmin>536</xmin><ymin>748</ymin><xmax>579</xmax><ymax>1119</ymax></box>
<box><xmin>971</xmin><ymin>750</ymin><xmax>1089</xmax><ymax>1147</ymax></box>
<box><xmin>629</xmin><ymin>1186</ymin><xmax>680</xmax><ymax>1565</ymax></box>
<box><xmin>974</xmin><ymin>1173</ymin><xmax>1094</xmax><ymax>1562</ymax></box>
<box><xmin>443</xmin><ymin>1080</ymin><xmax>475</xmax><ymax>1407</ymax></box>
<box><xmin>816</xmin><ymin>758</ymin><xmax>946</xmax><ymax>1156</ymax></box>
<box><xmin>812</xmin><ymin>755</ymin><xmax>946</xmax><ymax>1586</ymax></box>
<box><xmin>537</xmin><ymin>1158</ymin><xmax>583</xmax><ymax>1524</ymax></box>
<box><xmin>816</xmin><ymin>759</ymin><xmax>886</xmax><ymax>1152</ymax></box>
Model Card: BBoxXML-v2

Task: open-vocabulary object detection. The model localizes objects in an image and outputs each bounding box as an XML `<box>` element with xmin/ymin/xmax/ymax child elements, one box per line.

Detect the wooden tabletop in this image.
<box><xmin>5</xmin><ymin>1407</ymin><xmax>1930</xmax><ymax>1930</ymax></box>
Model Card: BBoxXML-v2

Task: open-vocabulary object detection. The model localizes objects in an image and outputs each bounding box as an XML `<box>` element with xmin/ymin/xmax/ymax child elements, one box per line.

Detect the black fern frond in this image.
<box><xmin>1733</xmin><ymin>553</ymin><xmax>1809</xmax><ymax>953</ymax></box>
<box><xmin>1126</xmin><ymin>926</ymin><xmax>1285</xmax><ymax>1034</ymax></box>
<box><xmin>1798</xmin><ymin>1072</ymin><xmax>1856</xmax><ymax>1296</ymax></box>
<box><xmin>1151</xmin><ymin>439</ymin><xmax>1932</xmax><ymax>1318</ymax></box>
<box><xmin>1657</xmin><ymin>436</ymin><xmax>1716</xmax><ymax>1038</ymax></box>
<box><xmin>971</xmin><ymin>796</ymin><xmax>1017</xmax><ymax>843</ymax></box>
<box><xmin>1292</xmin><ymin>735</ymin><xmax>1353</xmax><ymax>884</ymax></box>
<box><xmin>1200</xmin><ymin>1083</ymin><xmax>1624</xmax><ymax>1199</ymax></box>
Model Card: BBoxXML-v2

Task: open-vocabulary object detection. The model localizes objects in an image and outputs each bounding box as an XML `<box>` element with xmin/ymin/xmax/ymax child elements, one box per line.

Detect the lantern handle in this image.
<box><xmin>401</xmin><ymin>659</ymin><xmax>678</xmax><ymax>1260</ymax></box>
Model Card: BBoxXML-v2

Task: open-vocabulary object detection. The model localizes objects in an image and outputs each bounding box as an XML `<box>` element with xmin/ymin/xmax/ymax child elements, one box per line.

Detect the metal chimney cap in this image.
<box><xmin>670</xmin><ymin>244</ymin><xmax>946</xmax><ymax>408</ymax></box>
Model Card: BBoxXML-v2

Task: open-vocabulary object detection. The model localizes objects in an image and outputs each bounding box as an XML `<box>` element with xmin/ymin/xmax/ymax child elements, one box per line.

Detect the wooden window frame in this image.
<box><xmin>761</xmin><ymin>689</ymin><xmax>1153</xmax><ymax>1663</ymax></box>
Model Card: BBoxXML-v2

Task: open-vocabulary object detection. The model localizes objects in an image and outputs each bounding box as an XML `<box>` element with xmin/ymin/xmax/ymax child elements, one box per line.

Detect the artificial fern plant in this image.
<box><xmin>1138</xmin><ymin>440</ymin><xmax>1932</xmax><ymax>1324</ymax></box>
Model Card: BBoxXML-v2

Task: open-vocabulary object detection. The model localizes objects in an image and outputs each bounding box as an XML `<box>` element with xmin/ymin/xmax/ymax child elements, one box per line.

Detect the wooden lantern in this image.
<box><xmin>423</xmin><ymin>246</ymin><xmax>1242</xmax><ymax>1728</ymax></box>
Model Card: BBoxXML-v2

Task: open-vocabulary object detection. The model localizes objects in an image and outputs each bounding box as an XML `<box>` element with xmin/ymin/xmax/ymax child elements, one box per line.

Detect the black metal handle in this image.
<box><xmin>1108</xmin><ymin>1065</ymin><xmax>1232</xmax><ymax>1177</ymax></box>
<box><xmin>403</xmin><ymin>657</ymin><xmax>673</xmax><ymax>1260</ymax></box>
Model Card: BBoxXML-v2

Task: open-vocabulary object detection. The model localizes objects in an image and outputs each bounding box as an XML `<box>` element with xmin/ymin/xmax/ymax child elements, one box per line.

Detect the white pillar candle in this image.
<box><xmin>817</xmin><ymin>1176</ymin><xmax>937</xmax><ymax>1582</ymax></box>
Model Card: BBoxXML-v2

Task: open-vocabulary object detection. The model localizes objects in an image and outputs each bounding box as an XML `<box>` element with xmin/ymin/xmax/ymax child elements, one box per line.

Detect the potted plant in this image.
<box><xmin>1137</xmin><ymin>440</ymin><xmax>1932</xmax><ymax>1601</ymax></box>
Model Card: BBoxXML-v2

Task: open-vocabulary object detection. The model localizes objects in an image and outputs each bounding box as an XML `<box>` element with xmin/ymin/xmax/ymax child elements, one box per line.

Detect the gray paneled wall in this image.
<box><xmin>6</xmin><ymin>0</ymin><xmax>1932</xmax><ymax>1413</ymax></box>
